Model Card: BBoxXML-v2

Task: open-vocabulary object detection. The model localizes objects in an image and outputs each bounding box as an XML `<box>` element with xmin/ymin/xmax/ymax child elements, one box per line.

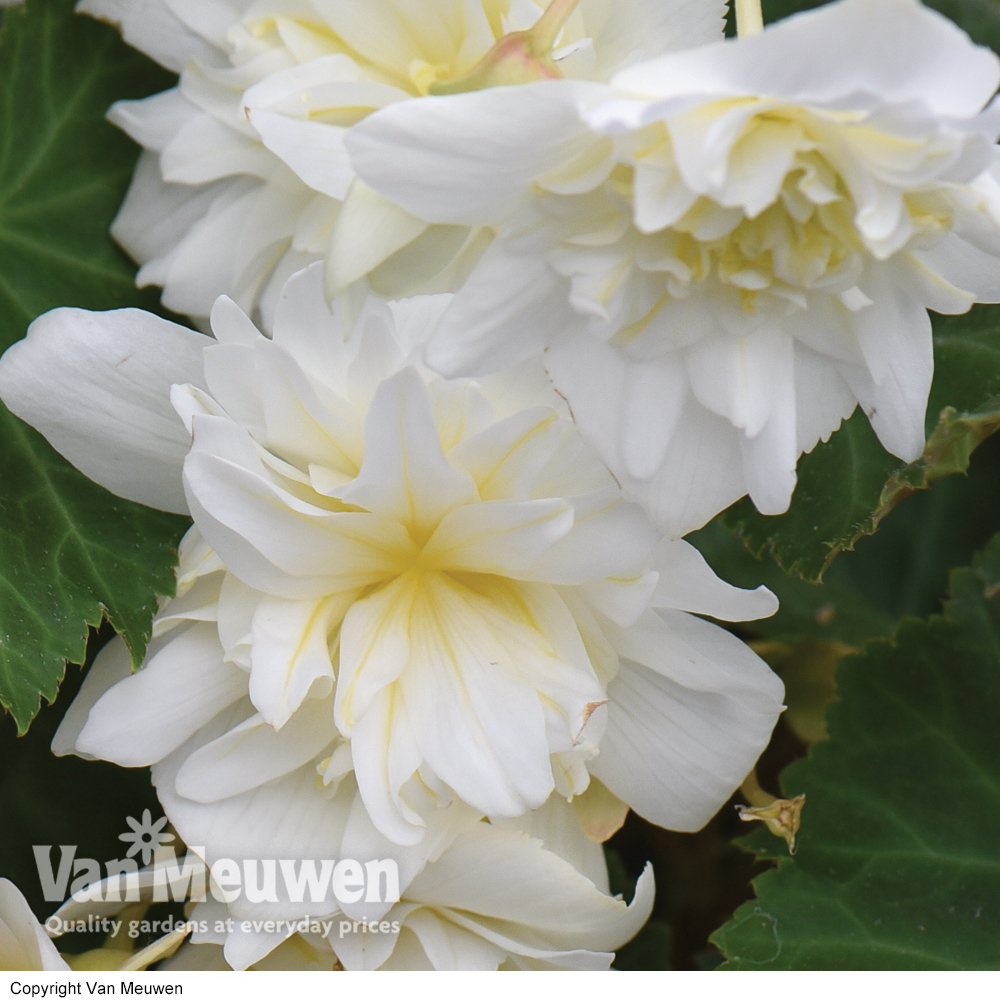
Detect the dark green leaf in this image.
<box><xmin>692</xmin><ymin>431</ymin><xmax>1000</xmax><ymax>645</ymax></box>
<box><xmin>710</xmin><ymin>534</ymin><xmax>1000</xmax><ymax>969</ymax></box>
<box><xmin>613</xmin><ymin>920</ymin><xmax>673</xmax><ymax>971</ymax></box>
<box><xmin>0</xmin><ymin>0</ymin><xmax>188</xmax><ymax>731</ymax></box>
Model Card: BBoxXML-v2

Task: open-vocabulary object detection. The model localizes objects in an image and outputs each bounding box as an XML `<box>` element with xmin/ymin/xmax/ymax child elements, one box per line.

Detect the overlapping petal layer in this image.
<box><xmin>349</xmin><ymin>0</ymin><xmax>1000</xmax><ymax>534</ymax></box>
<box><xmin>85</xmin><ymin>0</ymin><xmax>726</xmax><ymax>327</ymax></box>
<box><xmin>1</xmin><ymin>263</ymin><xmax>783</xmax><ymax>850</ymax></box>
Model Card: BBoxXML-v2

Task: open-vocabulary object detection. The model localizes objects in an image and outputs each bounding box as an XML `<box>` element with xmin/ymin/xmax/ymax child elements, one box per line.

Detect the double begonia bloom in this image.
<box><xmin>347</xmin><ymin>0</ymin><xmax>1000</xmax><ymax>534</ymax></box>
<box><xmin>83</xmin><ymin>0</ymin><xmax>725</xmax><ymax>328</ymax></box>
<box><xmin>47</xmin><ymin>693</ymin><xmax>654</xmax><ymax>974</ymax></box>
<box><xmin>0</xmin><ymin>264</ymin><xmax>782</xmax><ymax>846</ymax></box>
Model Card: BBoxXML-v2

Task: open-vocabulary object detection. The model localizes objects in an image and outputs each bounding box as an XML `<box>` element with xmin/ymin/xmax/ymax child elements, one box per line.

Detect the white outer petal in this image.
<box><xmin>651</xmin><ymin>538</ymin><xmax>777</xmax><ymax>621</ymax></box>
<box><xmin>0</xmin><ymin>307</ymin><xmax>209</xmax><ymax>513</ymax></box>
<box><xmin>545</xmin><ymin>332</ymin><xmax>748</xmax><ymax>537</ymax></box>
<box><xmin>0</xmin><ymin>879</ymin><xmax>70</xmax><ymax>970</ymax></box>
<box><xmin>347</xmin><ymin>80</ymin><xmax>606</xmax><ymax>226</ymax></box>
<box><xmin>77</xmin><ymin>0</ymin><xmax>218</xmax><ymax>72</ymax></box>
<box><xmin>400</xmin><ymin>824</ymin><xmax>654</xmax><ymax>964</ymax></box>
<box><xmin>607</xmin><ymin>0</ymin><xmax>1000</xmax><ymax>119</ymax></box>
<box><xmin>592</xmin><ymin>609</ymin><xmax>784</xmax><ymax>831</ymax></box>
<box><xmin>75</xmin><ymin>623</ymin><xmax>248</xmax><ymax>766</ymax></box>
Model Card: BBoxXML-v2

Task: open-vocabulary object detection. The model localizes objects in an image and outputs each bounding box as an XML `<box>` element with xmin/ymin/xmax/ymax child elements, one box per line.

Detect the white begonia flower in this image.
<box><xmin>0</xmin><ymin>880</ymin><xmax>70</xmax><ymax>971</ymax></box>
<box><xmin>52</xmin><ymin>658</ymin><xmax>654</xmax><ymax>975</ymax></box>
<box><xmin>346</xmin><ymin>0</ymin><xmax>1000</xmax><ymax>535</ymax></box>
<box><xmin>0</xmin><ymin>262</ymin><xmax>783</xmax><ymax>845</ymax></box>
<box><xmin>81</xmin><ymin>0</ymin><xmax>725</xmax><ymax>329</ymax></box>
<box><xmin>167</xmin><ymin>776</ymin><xmax>656</xmax><ymax>971</ymax></box>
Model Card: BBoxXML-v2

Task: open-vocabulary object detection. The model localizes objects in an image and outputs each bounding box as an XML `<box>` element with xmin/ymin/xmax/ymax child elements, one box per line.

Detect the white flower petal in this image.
<box><xmin>397</xmin><ymin>583</ymin><xmax>555</xmax><ymax>818</ymax></box>
<box><xmin>51</xmin><ymin>636</ymin><xmax>134</xmax><ymax>759</ymax></box>
<box><xmin>685</xmin><ymin>325</ymin><xmax>792</xmax><ymax>439</ymax></box>
<box><xmin>843</xmin><ymin>266</ymin><xmax>933</xmax><ymax>462</ymax></box>
<box><xmin>908</xmin><ymin>231</ymin><xmax>1000</xmax><ymax>306</ymax></box>
<box><xmin>546</xmin><ymin>331</ymin><xmax>746</xmax><ymax>536</ymax></box>
<box><xmin>158</xmin><ymin>182</ymin><xmax>310</xmax><ymax>321</ymax></box>
<box><xmin>528</xmin><ymin>489</ymin><xmax>658</xmax><ymax>587</ymax></box>
<box><xmin>592</xmin><ymin>610</ymin><xmax>784</xmax><ymax>831</ymax></box>
<box><xmin>611</xmin><ymin>0</ymin><xmax>999</xmax><ymax>119</ymax></box>
<box><xmin>174</xmin><ymin>698</ymin><xmax>337</xmax><ymax>802</ymax></box>
<box><xmin>184</xmin><ymin>415</ymin><xmax>405</xmax><ymax>598</ymax></box>
<box><xmin>337</xmin><ymin>788</ymin><xmax>481</xmax><ymax>923</ymax></box>
<box><xmin>75</xmin><ymin>623</ymin><xmax>247</xmax><ymax>766</ymax></box>
<box><xmin>108</xmin><ymin>89</ymin><xmax>198</xmax><ymax>154</ymax></box>
<box><xmin>110</xmin><ymin>151</ymin><xmax>225</xmax><ymax>275</ymax></box>
<box><xmin>327</xmin><ymin>181</ymin><xmax>428</xmax><ymax>293</ymax></box>
<box><xmin>582</xmin><ymin>0</ymin><xmax>727</xmax><ymax>81</ymax></box>
<box><xmin>424</xmin><ymin>498</ymin><xmax>575</xmax><ymax>576</ymax></box>
<box><xmin>347</xmin><ymin>81</ymin><xmax>604</xmax><ymax>226</ymax></box>
<box><xmin>336</xmin><ymin>368</ymin><xmax>478</xmax><ymax>532</ymax></box>
<box><xmin>792</xmin><ymin>341</ymin><xmax>859</xmax><ymax>456</ymax></box>
<box><xmin>426</xmin><ymin>232</ymin><xmax>574</xmax><ymax>376</ymax></box>
<box><xmin>247</xmin><ymin>110</ymin><xmax>355</xmax><ymax>201</ymax></box>
<box><xmin>393</xmin><ymin>908</ymin><xmax>506</xmax><ymax>970</ymax></box>
<box><xmin>247</xmin><ymin>594</ymin><xmax>346</xmax><ymax>728</ymax></box>
<box><xmin>448</xmin><ymin>406</ymin><xmax>565</xmax><ymax>501</ymax></box>
<box><xmin>651</xmin><ymin>539</ymin><xmax>777</xmax><ymax>621</ymax></box>
<box><xmin>0</xmin><ymin>308</ymin><xmax>208</xmax><ymax>513</ymax></box>
<box><xmin>406</xmin><ymin>824</ymin><xmax>654</xmax><ymax>959</ymax></box>
<box><xmin>348</xmin><ymin>684</ymin><xmax>430</xmax><ymax>846</ymax></box>
<box><xmin>77</xmin><ymin>0</ymin><xmax>217</xmax><ymax>72</ymax></box>
<box><xmin>492</xmin><ymin>793</ymin><xmax>610</xmax><ymax>891</ymax></box>
<box><xmin>0</xmin><ymin>878</ymin><xmax>69</xmax><ymax>971</ymax></box>
<box><xmin>335</xmin><ymin>906</ymin><xmax>420</xmax><ymax>970</ymax></box>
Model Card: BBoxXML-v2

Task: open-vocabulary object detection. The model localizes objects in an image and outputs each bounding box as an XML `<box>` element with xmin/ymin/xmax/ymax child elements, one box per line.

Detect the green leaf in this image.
<box><xmin>710</xmin><ymin>534</ymin><xmax>1000</xmax><ymax>969</ymax></box>
<box><xmin>0</xmin><ymin>0</ymin><xmax>188</xmax><ymax>732</ymax></box>
<box><xmin>724</xmin><ymin>307</ymin><xmax>1000</xmax><ymax>583</ymax></box>
<box><xmin>613</xmin><ymin>920</ymin><xmax>673</xmax><ymax>971</ymax></box>
<box><xmin>690</xmin><ymin>519</ymin><xmax>896</xmax><ymax>647</ymax></box>
<box><xmin>691</xmin><ymin>431</ymin><xmax>1000</xmax><ymax>646</ymax></box>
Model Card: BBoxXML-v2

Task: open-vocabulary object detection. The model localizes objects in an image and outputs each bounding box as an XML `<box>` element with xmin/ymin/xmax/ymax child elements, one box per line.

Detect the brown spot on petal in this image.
<box><xmin>580</xmin><ymin>699</ymin><xmax>607</xmax><ymax>731</ymax></box>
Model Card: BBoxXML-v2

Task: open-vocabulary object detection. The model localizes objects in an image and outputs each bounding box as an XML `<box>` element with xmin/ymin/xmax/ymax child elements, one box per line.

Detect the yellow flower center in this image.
<box><xmin>551</xmin><ymin>104</ymin><xmax>958</xmax><ymax>341</ymax></box>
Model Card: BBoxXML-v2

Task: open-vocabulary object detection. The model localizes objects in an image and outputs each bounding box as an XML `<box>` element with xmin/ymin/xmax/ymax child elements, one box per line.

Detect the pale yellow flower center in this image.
<box><xmin>552</xmin><ymin>104</ymin><xmax>957</xmax><ymax>340</ymax></box>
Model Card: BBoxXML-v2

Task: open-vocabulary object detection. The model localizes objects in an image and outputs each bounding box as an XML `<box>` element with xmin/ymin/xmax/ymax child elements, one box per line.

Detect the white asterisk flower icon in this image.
<box><xmin>118</xmin><ymin>809</ymin><xmax>174</xmax><ymax>866</ymax></box>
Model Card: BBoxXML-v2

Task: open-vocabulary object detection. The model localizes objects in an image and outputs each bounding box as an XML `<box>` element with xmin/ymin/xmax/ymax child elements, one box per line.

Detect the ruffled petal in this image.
<box><xmin>335</xmin><ymin>368</ymin><xmax>478</xmax><ymax>532</ymax></box>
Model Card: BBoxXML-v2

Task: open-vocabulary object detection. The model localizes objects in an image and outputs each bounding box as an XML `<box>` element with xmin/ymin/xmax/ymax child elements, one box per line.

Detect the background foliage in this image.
<box><xmin>0</xmin><ymin>0</ymin><xmax>188</xmax><ymax>733</ymax></box>
<box><xmin>1</xmin><ymin>0</ymin><xmax>999</xmax><ymax>972</ymax></box>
